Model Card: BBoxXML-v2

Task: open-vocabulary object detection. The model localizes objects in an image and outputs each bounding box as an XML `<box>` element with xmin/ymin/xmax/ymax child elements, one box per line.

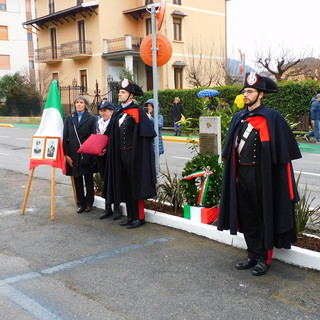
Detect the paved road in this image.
<box><xmin>0</xmin><ymin>168</ymin><xmax>319</xmax><ymax>320</ymax></box>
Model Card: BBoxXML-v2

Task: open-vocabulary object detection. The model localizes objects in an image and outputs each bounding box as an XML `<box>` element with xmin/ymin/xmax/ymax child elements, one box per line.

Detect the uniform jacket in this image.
<box><xmin>63</xmin><ymin>110</ymin><xmax>98</xmax><ymax>177</ymax></box>
<box><xmin>103</xmin><ymin>101</ymin><xmax>157</xmax><ymax>204</ymax></box>
<box><xmin>217</xmin><ymin>104</ymin><xmax>302</xmax><ymax>250</ymax></box>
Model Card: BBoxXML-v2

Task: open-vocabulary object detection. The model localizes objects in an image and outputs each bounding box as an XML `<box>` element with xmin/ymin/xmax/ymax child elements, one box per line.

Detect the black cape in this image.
<box><xmin>217</xmin><ymin>104</ymin><xmax>302</xmax><ymax>249</ymax></box>
<box><xmin>103</xmin><ymin>101</ymin><xmax>157</xmax><ymax>204</ymax></box>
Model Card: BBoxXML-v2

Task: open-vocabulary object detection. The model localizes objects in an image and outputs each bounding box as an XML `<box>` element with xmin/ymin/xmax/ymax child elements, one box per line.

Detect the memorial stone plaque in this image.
<box><xmin>199</xmin><ymin>116</ymin><xmax>221</xmax><ymax>161</ymax></box>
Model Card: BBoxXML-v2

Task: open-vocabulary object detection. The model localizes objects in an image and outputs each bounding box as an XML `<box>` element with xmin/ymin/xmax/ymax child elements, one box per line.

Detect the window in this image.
<box><xmin>0</xmin><ymin>25</ymin><xmax>8</xmax><ymax>40</ymax></box>
<box><xmin>173</xmin><ymin>0</ymin><xmax>181</xmax><ymax>4</ymax></box>
<box><xmin>0</xmin><ymin>0</ymin><xmax>6</xmax><ymax>10</ymax></box>
<box><xmin>78</xmin><ymin>20</ymin><xmax>86</xmax><ymax>53</ymax></box>
<box><xmin>80</xmin><ymin>70</ymin><xmax>87</xmax><ymax>93</ymax></box>
<box><xmin>50</xmin><ymin>28</ymin><xmax>57</xmax><ymax>59</ymax></box>
<box><xmin>173</xmin><ymin>17</ymin><xmax>182</xmax><ymax>41</ymax></box>
<box><xmin>49</xmin><ymin>0</ymin><xmax>55</xmax><ymax>14</ymax></box>
<box><xmin>29</xmin><ymin>57</ymin><xmax>34</xmax><ymax>70</ymax></box>
<box><xmin>0</xmin><ymin>55</ymin><xmax>10</xmax><ymax>69</ymax></box>
<box><xmin>174</xmin><ymin>67</ymin><xmax>183</xmax><ymax>89</ymax></box>
<box><xmin>27</xmin><ymin>28</ymin><xmax>33</xmax><ymax>41</ymax></box>
<box><xmin>146</xmin><ymin>18</ymin><xmax>152</xmax><ymax>36</ymax></box>
<box><xmin>52</xmin><ymin>72</ymin><xmax>58</xmax><ymax>81</ymax></box>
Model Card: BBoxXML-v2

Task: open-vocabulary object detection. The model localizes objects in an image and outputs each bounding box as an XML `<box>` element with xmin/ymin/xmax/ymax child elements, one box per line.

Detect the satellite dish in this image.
<box><xmin>140</xmin><ymin>34</ymin><xmax>172</xmax><ymax>67</ymax></box>
<box><xmin>156</xmin><ymin>0</ymin><xmax>167</xmax><ymax>31</ymax></box>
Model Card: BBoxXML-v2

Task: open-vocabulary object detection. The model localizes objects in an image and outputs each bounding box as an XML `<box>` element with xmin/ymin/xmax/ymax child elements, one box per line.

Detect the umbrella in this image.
<box><xmin>197</xmin><ymin>89</ymin><xmax>219</xmax><ymax>98</ymax></box>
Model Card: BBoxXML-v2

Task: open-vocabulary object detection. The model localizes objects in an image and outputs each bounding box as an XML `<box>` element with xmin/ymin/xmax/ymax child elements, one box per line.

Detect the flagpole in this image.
<box><xmin>21</xmin><ymin>168</ymin><xmax>35</xmax><ymax>215</ymax></box>
<box><xmin>51</xmin><ymin>167</ymin><xmax>55</xmax><ymax>220</ymax></box>
<box><xmin>71</xmin><ymin>176</ymin><xmax>77</xmax><ymax>206</ymax></box>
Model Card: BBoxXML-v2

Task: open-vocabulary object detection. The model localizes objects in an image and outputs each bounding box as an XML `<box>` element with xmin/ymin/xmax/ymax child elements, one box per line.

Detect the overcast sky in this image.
<box><xmin>226</xmin><ymin>0</ymin><xmax>320</xmax><ymax>67</ymax></box>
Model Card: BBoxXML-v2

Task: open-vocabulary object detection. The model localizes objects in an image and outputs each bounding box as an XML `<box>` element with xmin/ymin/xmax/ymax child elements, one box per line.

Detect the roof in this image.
<box><xmin>23</xmin><ymin>2</ymin><xmax>99</xmax><ymax>30</ymax></box>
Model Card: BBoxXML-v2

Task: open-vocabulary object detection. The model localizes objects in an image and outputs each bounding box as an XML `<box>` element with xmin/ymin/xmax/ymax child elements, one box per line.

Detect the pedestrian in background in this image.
<box><xmin>145</xmin><ymin>99</ymin><xmax>164</xmax><ymax>155</ymax></box>
<box><xmin>96</xmin><ymin>100</ymin><xmax>122</xmax><ymax>220</ymax></box>
<box><xmin>218</xmin><ymin>72</ymin><xmax>301</xmax><ymax>276</ymax></box>
<box><xmin>304</xmin><ymin>94</ymin><xmax>320</xmax><ymax>143</ymax></box>
<box><xmin>170</xmin><ymin>97</ymin><xmax>184</xmax><ymax>136</ymax></box>
<box><xmin>63</xmin><ymin>96</ymin><xmax>98</xmax><ymax>213</ymax></box>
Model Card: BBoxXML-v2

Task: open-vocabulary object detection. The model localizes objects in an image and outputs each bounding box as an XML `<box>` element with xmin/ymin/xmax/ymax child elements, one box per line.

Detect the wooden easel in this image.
<box><xmin>22</xmin><ymin>135</ymin><xmax>78</xmax><ymax>219</ymax></box>
<box><xmin>21</xmin><ymin>167</ymin><xmax>56</xmax><ymax>220</ymax></box>
<box><xmin>21</xmin><ymin>167</ymin><xmax>77</xmax><ymax>220</ymax></box>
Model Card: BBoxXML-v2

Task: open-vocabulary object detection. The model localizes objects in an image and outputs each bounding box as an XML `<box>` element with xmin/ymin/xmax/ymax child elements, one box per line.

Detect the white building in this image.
<box><xmin>0</xmin><ymin>0</ymin><xmax>36</xmax><ymax>83</ymax></box>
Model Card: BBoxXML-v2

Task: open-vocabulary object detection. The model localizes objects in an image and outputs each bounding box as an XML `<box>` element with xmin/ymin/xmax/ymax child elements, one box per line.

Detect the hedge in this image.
<box><xmin>136</xmin><ymin>80</ymin><xmax>320</xmax><ymax>127</ymax></box>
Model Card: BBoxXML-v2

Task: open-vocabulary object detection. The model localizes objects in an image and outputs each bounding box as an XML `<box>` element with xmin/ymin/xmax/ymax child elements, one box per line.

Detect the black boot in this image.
<box><xmin>112</xmin><ymin>204</ymin><xmax>122</xmax><ymax>220</ymax></box>
<box><xmin>99</xmin><ymin>204</ymin><xmax>113</xmax><ymax>219</ymax></box>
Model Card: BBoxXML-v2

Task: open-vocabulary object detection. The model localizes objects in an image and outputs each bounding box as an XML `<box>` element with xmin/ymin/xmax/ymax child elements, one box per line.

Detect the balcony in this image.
<box><xmin>61</xmin><ymin>40</ymin><xmax>92</xmax><ymax>59</ymax></box>
<box><xmin>35</xmin><ymin>46</ymin><xmax>62</xmax><ymax>63</ymax></box>
<box><xmin>103</xmin><ymin>35</ymin><xmax>142</xmax><ymax>58</ymax></box>
<box><xmin>123</xmin><ymin>1</ymin><xmax>158</xmax><ymax>20</ymax></box>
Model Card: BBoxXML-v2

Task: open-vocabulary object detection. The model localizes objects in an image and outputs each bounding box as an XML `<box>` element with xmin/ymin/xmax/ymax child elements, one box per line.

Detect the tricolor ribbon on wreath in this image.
<box><xmin>184</xmin><ymin>166</ymin><xmax>214</xmax><ymax>206</ymax></box>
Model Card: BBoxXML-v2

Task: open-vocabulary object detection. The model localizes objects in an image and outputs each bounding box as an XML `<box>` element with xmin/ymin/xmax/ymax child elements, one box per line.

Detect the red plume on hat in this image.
<box><xmin>241</xmin><ymin>72</ymin><xmax>278</xmax><ymax>93</ymax></box>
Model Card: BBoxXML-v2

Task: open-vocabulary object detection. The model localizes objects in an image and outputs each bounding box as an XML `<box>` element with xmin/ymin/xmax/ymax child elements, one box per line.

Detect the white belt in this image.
<box><xmin>237</xmin><ymin>122</ymin><xmax>254</xmax><ymax>155</ymax></box>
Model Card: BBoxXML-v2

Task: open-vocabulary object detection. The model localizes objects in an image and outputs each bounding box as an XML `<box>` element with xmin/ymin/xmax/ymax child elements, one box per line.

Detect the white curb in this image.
<box><xmin>94</xmin><ymin>196</ymin><xmax>320</xmax><ymax>271</ymax></box>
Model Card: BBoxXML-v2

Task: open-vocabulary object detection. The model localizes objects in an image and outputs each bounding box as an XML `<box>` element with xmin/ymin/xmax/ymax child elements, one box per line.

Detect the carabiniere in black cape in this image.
<box><xmin>217</xmin><ymin>104</ymin><xmax>302</xmax><ymax>250</ymax></box>
<box><xmin>103</xmin><ymin>101</ymin><xmax>157</xmax><ymax>205</ymax></box>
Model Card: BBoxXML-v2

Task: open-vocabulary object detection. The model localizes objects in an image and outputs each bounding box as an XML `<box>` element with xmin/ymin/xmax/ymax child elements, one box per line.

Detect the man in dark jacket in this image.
<box><xmin>305</xmin><ymin>94</ymin><xmax>320</xmax><ymax>142</ymax></box>
<box><xmin>103</xmin><ymin>79</ymin><xmax>157</xmax><ymax>229</ymax></box>
<box><xmin>217</xmin><ymin>72</ymin><xmax>301</xmax><ymax>276</ymax></box>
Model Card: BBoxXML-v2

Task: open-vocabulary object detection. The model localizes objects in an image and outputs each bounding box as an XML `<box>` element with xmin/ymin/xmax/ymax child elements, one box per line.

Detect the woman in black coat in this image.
<box><xmin>63</xmin><ymin>96</ymin><xmax>98</xmax><ymax>213</ymax></box>
<box><xmin>170</xmin><ymin>97</ymin><xmax>184</xmax><ymax>136</ymax></box>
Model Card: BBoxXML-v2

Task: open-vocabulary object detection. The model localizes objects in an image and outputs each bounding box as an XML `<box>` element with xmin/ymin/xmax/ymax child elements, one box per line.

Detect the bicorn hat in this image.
<box><xmin>241</xmin><ymin>72</ymin><xmax>278</xmax><ymax>93</ymax></box>
<box><xmin>119</xmin><ymin>79</ymin><xmax>143</xmax><ymax>96</ymax></box>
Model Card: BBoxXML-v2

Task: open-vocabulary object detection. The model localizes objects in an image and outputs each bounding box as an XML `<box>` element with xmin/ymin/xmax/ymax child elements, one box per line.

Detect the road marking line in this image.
<box><xmin>0</xmin><ymin>238</ymin><xmax>170</xmax><ymax>319</ymax></box>
<box><xmin>0</xmin><ymin>285</ymin><xmax>61</xmax><ymax>320</ymax></box>
<box><xmin>0</xmin><ymin>153</ymin><xmax>10</xmax><ymax>156</ymax></box>
<box><xmin>294</xmin><ymin>170</ymin><xmax>320</xmax><ymax>177</ymax></box>
<box><xmin>305</xmin><ymin>153</ymin><xmax>320</xmax><ymax>157</ymax></box>
<box><xmin>16</xmin><ymin>138</ymin><xmax>31</xmax><ymax>141</ymax></box>
<box><xmin>42</xmin><ymin>238</ymin><xmax>170</xmax><ymax>274</ymax></box>
<box><xmin>171</xmin><ymin>156</ymin><xmax>191</xmax><ymax>160</ymax></box>
<box><xmin>0</xmin><ymin>209</ymin><xmax>20</xmax><ymax>215</ymax></box>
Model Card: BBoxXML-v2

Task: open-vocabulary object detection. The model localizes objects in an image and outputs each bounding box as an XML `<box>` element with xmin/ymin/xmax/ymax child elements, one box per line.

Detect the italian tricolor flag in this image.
<box><xmin>29</xmin><ymin>80</ymin><xmax>66</xmax><ymax>174</ymax></box>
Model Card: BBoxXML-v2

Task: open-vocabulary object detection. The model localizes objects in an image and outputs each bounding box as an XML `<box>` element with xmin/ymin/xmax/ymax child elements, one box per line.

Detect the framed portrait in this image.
<box><xmin>31</xmin><ymin>137</ymin><xmax>45</xmax><ymax>159</ymax></box>
<box><xmin>44</xmin><ymin>137</ymin><xmax>59</xmax><ymax>160</ymax></box>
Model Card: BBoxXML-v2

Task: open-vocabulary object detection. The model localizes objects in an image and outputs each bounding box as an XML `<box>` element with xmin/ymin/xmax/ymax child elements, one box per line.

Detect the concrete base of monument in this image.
<box><xmin>94</xmin><ymin>196</ymin><xmax>320</xmax><ymax>271</ymax></box>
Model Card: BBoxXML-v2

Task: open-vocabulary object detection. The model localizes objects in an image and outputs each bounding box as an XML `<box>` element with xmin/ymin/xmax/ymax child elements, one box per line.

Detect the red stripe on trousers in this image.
<box><xmin>266</xmin><ymin>249</ymin><xmax>273</xmax><ymax>265</ymax></box>
<box><xmin>138</xmin><ymin>200</ymin><xmax>145</xmax><ymax>220</ymax></box>
<box><xmin>287</xmin><ymin>163</ymin><xmax>294</xmax><ymax>200</ymax></box>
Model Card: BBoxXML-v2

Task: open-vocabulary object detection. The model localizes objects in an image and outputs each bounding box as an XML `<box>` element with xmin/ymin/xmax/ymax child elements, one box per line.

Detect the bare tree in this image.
<box><xmin>254</xmin><ymin>44</ymin><xmax>310</xmax><ymax>81</ymax></box>
<box><xmin>183</xmin><ymin>39</ymin><xmax>226</xmax><ymax>88</ymax></box>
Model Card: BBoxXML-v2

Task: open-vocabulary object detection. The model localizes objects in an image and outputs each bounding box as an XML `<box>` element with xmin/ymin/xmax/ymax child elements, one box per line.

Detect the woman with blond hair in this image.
<box><xmin>170</xmin><ymin>97</ymin><xmax>184</xmax><ymax>136</ymax></box>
